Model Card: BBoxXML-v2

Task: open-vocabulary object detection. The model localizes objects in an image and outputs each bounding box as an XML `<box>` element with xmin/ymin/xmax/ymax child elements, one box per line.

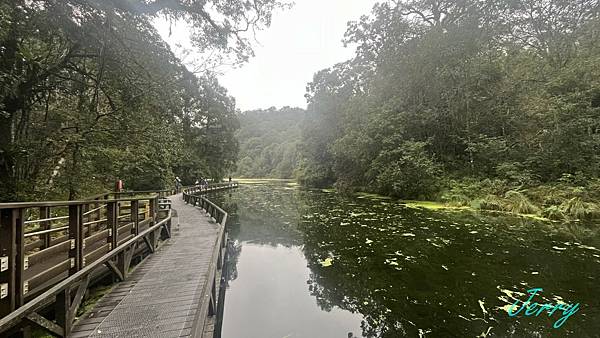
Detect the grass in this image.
<box><xmin>503</xmin><ymin>190</ymin><xmax>540</xmax><ymax>214</ymax></box>
<box><xmin>76</xmin><ymin>284</ymin><xmax>113</xmax><ymax>318</ymax></box>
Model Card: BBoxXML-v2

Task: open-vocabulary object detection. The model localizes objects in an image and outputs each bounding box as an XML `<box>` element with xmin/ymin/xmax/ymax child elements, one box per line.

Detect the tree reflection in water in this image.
<box><xmin>210</xmin><ymin>183</ymin><xmax>600</xmax><ymax>337</ymax></box>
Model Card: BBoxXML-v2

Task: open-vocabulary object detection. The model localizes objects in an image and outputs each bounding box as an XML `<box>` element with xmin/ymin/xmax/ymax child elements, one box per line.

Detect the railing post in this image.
<box><xmin>68</xmin><ymin>205</ymin><xmax>84</xmax><ymax>274</ymax></box>
<box><xmin>15</xmin><ymin>209</ymin><xmax>25</xmax><ymax>308</ymax></box>
<box><xmin>55</xmin><ymin>287</ymin><xmax>72</xmax><ymax>337</ymax></box>
<box><xmin>107</xmin><ymin>202</ymin><xmax>118</xmax><ymax>252</ymax></box>
<box><xmin>149</xmin><ymin>197</ymin><xmax>157</xmax><ymax>225</ymax></box>
<box><xmin>0</xmin><ymin>208</ymin><xmax>24</xmax><ymax>317</ymax></box>
<box><xmin>131</xmin><ymin>200</ymin><xmax>139</xmax><ymax>236</ymax></box>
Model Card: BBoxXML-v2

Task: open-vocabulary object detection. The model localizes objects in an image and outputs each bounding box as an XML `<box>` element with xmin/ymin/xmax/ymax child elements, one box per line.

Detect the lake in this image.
<box><xmin>210</xmin><ymin>181</ymin><xmax>600</xmax><ymax>337</ymax></box>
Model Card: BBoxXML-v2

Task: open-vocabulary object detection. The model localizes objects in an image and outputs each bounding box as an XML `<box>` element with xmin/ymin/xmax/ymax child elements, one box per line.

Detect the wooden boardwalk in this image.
<box><xmin>70</xmin><ymin>194</ymin><xmax>222</xmax><ymax>338</ymax></box>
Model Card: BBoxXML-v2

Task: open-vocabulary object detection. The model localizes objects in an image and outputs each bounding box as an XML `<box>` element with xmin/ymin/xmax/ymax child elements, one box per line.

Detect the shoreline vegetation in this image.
<box><xmin>357</xmin><ymin>177</ymin><xmax>600</xmax><ymax>224</ymax></box>
<box><xmin>234</xmin><ymin>2</ymin><xmax>600</xmax><ymax>227</ymax></box>
<box><xmin>236</xmin><ymin>177</ymin><xmax>600</xmax><ymax>224</ymax></box>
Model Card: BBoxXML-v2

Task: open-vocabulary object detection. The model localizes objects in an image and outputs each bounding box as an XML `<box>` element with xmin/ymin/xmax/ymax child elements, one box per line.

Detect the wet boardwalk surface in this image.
<box><xmin>71</xmin><ymin>194</ymin><xmax>220</xmax><ymax>338</ymax></box>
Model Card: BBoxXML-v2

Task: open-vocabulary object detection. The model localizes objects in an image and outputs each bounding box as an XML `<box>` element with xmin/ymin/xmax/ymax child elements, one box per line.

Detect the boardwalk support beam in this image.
<box><xmin>105</xmin><ymin>260</ymin><xmax>124</xmax><ymax>282</ymax></box>
<box><xmin>25</xmin><ymin>313</ymin><xmax>64</xmax><ymax>337</ymax></box>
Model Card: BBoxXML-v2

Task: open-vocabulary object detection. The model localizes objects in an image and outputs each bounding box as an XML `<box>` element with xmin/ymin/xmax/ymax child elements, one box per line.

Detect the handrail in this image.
<box><xmin>0</xmin><ymin>195</ymin><xmax>159</xmax><ymax>209</ymax></box>
<box><xmin>0</xmin><ymin>190</ymin><xmax>174</xmax><ymax>337</ymax></box>
<box><xmin>0</xmin><ymin>212</ymin><xmax>172</xmax><ymax>336</ymax></box>
<box><xmin>182</xmin><ymin>182</ymin><xmax>237</xmax><ymax>336</ymax></box>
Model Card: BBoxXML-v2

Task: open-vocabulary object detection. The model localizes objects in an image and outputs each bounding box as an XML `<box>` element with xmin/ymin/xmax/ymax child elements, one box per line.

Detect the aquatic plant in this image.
<box><xmin>503</xmin><ymin>191</ymin><xmax>539</xmax><ymax>215</ymax></box>
<box><xmin>560</xmin><ymin>197</ymin><xmax>600</xmax><ymax>220</ymax></box>
<box><xmin>560</xmin><ymin>197</ymin><xmax>588</xmax><ymax>220</ymax></box>
<box><xmin>478</xmin><ymin>194</ymin><xmax>505</xmax><ymax>211</ymax></box>
<box><xmin>542</xmin><ymin>206</ymin><xmax>566</xmax><ymax>221</ymax></box>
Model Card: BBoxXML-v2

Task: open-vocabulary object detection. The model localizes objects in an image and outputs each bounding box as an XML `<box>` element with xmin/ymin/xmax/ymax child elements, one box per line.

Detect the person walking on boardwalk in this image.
<box><xmin>175</xmin><ymin>176</ymin><xmax>182</xmax><ymax>193</ymax></box>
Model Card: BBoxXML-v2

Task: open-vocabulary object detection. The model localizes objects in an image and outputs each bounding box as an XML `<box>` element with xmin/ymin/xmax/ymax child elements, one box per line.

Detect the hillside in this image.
<box><xmin>235</xmin><ymin>107</ymin><xmax>305</xmax><ymax>178</ymax></box>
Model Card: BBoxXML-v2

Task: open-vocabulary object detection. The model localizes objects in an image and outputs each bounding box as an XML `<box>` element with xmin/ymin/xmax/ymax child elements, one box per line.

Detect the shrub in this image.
<box><xmin>542</xmin><ymin>206</ymin><xmax>566</xmax><ymax>221</ymax></box>
<box><xmin>503</xmin><ymin>190</ymin><xmax>539</xmax><ymax>214</ymax></box>
<box><xmin>560</xmin><ymin>197</ymin><xmax>600</xmax><ymax>220</ymax></box>
<box><xmin>479</xmin><ymin>194</ymin><xmax>505</xmax><ymax>211</ymax></box>
<box><xmin>371</xmin><ymin>141</ymin><xmax>442</xmax><ymax>199</ymax></box>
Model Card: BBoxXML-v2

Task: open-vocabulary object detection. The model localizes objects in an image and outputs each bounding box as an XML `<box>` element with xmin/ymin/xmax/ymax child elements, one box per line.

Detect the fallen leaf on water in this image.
<box><xmin>319</xmin><ymin>257</ymin><xmax>333</xmax><ymax>267</ymax></box>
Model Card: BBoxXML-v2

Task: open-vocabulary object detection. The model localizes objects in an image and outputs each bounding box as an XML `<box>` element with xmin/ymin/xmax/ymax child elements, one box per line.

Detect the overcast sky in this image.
<box><xmin>155</xmin><ymin>0</ymin><xmax>376</xmax><ymax>111</ymax></box>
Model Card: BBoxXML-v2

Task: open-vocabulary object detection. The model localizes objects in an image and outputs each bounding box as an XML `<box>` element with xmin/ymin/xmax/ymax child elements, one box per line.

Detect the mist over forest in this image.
<box><xmin>2</xmin><ymin>1</ymin><xmax>600</xmax><ymax>337</ymax></box>
<box><xmin>234</xmin><ymin>0</ymin><xmax>600</xmax><ymax>222</ymax></box>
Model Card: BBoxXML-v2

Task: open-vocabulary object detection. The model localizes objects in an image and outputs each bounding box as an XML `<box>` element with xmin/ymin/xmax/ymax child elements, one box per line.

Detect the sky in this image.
<box><xmin>155</xmin><ymin>0</ymin><xmax>376</xmax><ymax>111</ymax></box>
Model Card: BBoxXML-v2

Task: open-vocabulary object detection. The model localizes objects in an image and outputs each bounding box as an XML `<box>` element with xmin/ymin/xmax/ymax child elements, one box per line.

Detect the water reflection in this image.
<box><xmin>211</xmin><ymin>183</ymin><xmax>600</xmax><ymax>337</ymax></box>
<box><xmin>213</xmin><ymin>185</ymin><xmax>363</xmax><ymax>338</ymax></box>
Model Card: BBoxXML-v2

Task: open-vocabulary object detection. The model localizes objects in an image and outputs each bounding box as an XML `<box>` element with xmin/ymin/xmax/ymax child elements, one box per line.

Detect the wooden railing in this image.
<box><xmin>183</xmin><ymin>181</ymin><xmax>239</xmax><ymax>198</ymax></box>
<box><xmin>182</xmin><ymin>183</ymin><xmax>237</xmax><ymax>337</ymax></box>
<box><xmin>0</xmin><ymin>192</ymin><xmax>173</xmax><ymax>337</ymax></box>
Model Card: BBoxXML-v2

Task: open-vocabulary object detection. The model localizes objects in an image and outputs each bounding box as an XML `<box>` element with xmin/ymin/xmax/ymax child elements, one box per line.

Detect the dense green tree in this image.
<box><xmin>0</xmin><ymin>0</ymin><xmax>287</xmax><ymax>201</ymax></box>
<box><xmin>298</xmin><ymin>0</ymin><xmax>600</xmax><ymax>207</ymax></box>
<box><xmin>235</xmin><ymin>107</ymin><xmax>304</xmax><ymax>178</ymax></box>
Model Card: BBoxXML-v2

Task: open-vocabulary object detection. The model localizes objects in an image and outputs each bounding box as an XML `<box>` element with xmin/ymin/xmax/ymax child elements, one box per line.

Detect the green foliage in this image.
<box><xmin>559</xmin><ymin>197</ymin><xmax>600</xmax><ymax>220</ymax></box>
<box><xmin>542</xmin><ymin>206</ymin><xmax>566</xmax><ymax>221</ymax></box>
<box><xmin>503</xmin><ymin>191</ymin><xmax>539</xmax><ymax>215</ymax></box>
<box><xmin>0</xmin><ymin>0</ymin><xmax>287</xmax><ymax>201</ymax></box>
<box><xmin>297</xmin><ymin>0</ymin><xmax>600</xmax><ymax>208</ymax></box>
<box><xmin>370</xmin><ymin>141</ymin><xmax>442</xmax><ymax>199</ymax></box>
<box><xmin>478</xmin><ymin>195</ymin><xmax>506</xmax><ymax>212</ymax></box>
<box><xmin>234</xmin><ymin>107</ymin><xmax>304</xmax><ymax>178</ymax></box>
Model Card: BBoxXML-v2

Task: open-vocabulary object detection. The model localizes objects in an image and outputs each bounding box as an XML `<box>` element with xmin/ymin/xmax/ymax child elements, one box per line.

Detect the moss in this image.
<box><xmin>32</xmin><ymin>329</ymin><xmax>55</xmax><ymax>338</ymax></box>
<box><xmin>441</xmin><ymin>192</ymin><xmax>471</xmax><ymax>207</ymax></box>
<box><xmin>76</xmin><ymin>285</ymin><xmax>113</xmax><ymax>317</ymax></box>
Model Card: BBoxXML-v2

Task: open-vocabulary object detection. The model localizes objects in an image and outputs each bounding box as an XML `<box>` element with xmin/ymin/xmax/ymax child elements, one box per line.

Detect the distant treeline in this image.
<box><xmin>295</xmin><ymin>0</ymin><xmax>600</xmax><ymax>220</ymax></box>
<box><xmin>235</xmin><ymin>107</ymin><xmax>304</xmax><ymax>178</ymax></box>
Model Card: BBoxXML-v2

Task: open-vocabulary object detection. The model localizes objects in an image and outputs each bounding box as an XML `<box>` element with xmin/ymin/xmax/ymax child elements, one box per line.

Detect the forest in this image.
<box><xmin>3</xmin><ymin>0</ymin><xmax>600</xmax><ymax>222</ymax></box>
<box><xmin>235</xmin><ymin>107</ymin><xmax>303</xmax><ymax>178</ymax></box>
<box><xmin>0</xmin><ymin>0</ymin><xmax>287</xmax><ymax>202</ymax></box>
<box><xmin>294</xmin><ymin>0</ymin><xmax>600</xmax><ymax>221</ymax></box>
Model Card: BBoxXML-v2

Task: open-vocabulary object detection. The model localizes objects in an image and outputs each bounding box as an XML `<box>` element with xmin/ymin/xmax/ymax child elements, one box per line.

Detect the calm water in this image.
<box><xmin>211</xmin><ymin>182</ymin><xmax>600</xmax><ymax>337</ymax></box>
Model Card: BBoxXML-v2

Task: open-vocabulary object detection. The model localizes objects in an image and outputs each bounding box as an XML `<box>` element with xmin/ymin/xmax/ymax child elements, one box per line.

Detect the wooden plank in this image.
<box><xmin>26</xmin><ymin>312</ymin><xmax>64</xmax><ymax>337</ymax></box>
<box><xmin>28</xmin><ymin>240</ymin><xmax>70</xmax><ymax>266</ymax></box>
<box><xmin>0</xmin><ymin>211</ymin><xmax>172</xmax><ymax>335</ymax></box>
<box><xmin>69</xmin><ymin>275</ymin><xmax>90</xmax><ymax>319</ymax></box>
<box><xmin>70</xmin><ymin>193</ymin><xmax>228</xmax><ymax>338</ymax></box>
<box><xmin>26</xmin><ymin>259</ymin><xmax>70</xmax><ymax>293</ymax></box>
<box><xmin>105</xmin><ymin>260</ymin><xmax>124</xmax><ymax>282</ymax></box>
<box><xmin>55</xmin><ymin>287</ymin><xmax>72</xmax><ymax>337</ymax></box>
